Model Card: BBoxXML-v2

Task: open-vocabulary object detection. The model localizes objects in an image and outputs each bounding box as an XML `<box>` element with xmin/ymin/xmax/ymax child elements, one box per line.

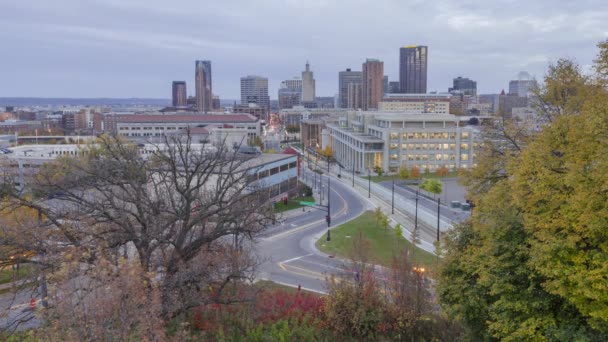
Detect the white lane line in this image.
<box><xmin>281</xmin><ymin>253</ymin><xmax>314</xmax><ymax>264</ymax></box>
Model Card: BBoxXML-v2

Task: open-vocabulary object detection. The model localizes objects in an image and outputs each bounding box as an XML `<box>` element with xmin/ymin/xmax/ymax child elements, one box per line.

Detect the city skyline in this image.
<box><xmin>1</xmin><ymin>0</ymin><xmax>606</xmax><ymax>98</ymax></box>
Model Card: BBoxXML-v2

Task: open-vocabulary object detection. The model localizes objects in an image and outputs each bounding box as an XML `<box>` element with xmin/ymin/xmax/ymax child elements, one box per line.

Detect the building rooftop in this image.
<box><xmin>115</xmin><ymin>114</ymin><xmax>257</xmax><ymax>123</ymax></box>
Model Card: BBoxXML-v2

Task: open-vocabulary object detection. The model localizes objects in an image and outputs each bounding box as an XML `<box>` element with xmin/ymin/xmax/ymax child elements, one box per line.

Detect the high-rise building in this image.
<box><xmin>508</xmin><ymin>78</ymin><xmax>538</xmax><ymax>97</ymax></box>
<box><xmin>301</xmin><ymin>61</ymin><xmax>316</xmax><ymax>103</ymax></box>
<box><xmin>399</xmin><ymin>45</ymin><xmax>428</xmax><ymax>94</ymax></box>
<box><xmin>362</xmin><ymin>59</ymin><xmax>384</xmax><ymax>110</ymax></box>
<box><xmin>338</xmin><ymin>68</ymin><xmax>362</xmax><ymax>109</ymax></box>
<box><xmin>240</xmin><ymin>75</ymin><xmax>270</xmax><ymax>110</ymax></box>
<box><xmin>347</xmin><ymin>83</ymin><xmax>362</xmax><ymax>109</ymax></box>
<box><xmin>172</xmin><ymin>81</ymin><xmax>187</xmax><ymax>107</ymax></box>
<box><xmin>195</xmin><ymin>60</ymin><xmax>212</xmax><ymax>112</ymax></box>
<box><xmin>278</xmin><ymin>78</ymin><xmax>302</xmax><ymax>110</ymax></box>
<box><xmin>383</xmin><ymin>76</ymin><xmax>389</xmax><ymax>95</ymax></box>
<box><xmin>388</xmin><ymin>81</ymin><xmax>400</xmax><ymax>94</ymax></box>
<box><xmin>449</xmin><ymin>76</ymin><xmax>477</xmax><ymax>96</ymax></box>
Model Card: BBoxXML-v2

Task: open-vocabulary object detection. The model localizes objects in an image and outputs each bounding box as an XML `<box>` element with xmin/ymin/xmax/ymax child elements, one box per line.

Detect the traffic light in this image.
<box><xmin>283</xmin><ymin>196</ymin><xmax>288</xmax><ymax>205</ymax></box>
<box><xmin>325</xmin><ymin>215</ymin><xmax>331</xmax><ymax>226</ymax></box>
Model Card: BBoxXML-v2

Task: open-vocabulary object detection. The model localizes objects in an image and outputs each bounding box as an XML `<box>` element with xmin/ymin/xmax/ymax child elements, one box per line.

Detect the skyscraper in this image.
<box><xmin>362</xmin><ymin>59</ymin><xmax>384</xmax><ymax>110</ymax></box>
<box><xmin>195</xmin><ymin>60</ymin><xmax>212</xmax><ymax>112</ymax></box>
<box><xmin>301</xmin><ymin>61</ymin><xmax>316</xmax><ymax>103</ymax></box>
<box><xmin>172</xmin><ymin>81</ymin><xmax>187</xmax><ymax>107</ymax></box>
<box><xmin>449</xmin><ymin>76</ymin><xmax>477</xmax><ymax>96</ymax></box>
<box><xmin>508</xmin><ymin>72</ymin><xmax>537</xmax><ymax>97</ymax></box>
<box><xmin>278</xmin><ymin>78</ymin><xmax>302</xmax><ymax>110</ymax></box>
<box><xmin>338</xmin><ymin>68</ymin><xmax>362</xmax><ymax>108</ymax></box>
<box><xmin>399</xmin><ymin>45</ymin><xmax>428</xmax><ymax>94</ymax></box>
<box><xmin>240</xmin><ymin>75</ymin><xmax>270</xmax><ymax>110</ymax></box>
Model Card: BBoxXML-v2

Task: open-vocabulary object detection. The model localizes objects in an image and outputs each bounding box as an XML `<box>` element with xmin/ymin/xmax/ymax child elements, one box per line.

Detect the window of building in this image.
<box><xmin>288</xmin><ymin>161</ymin><xmax>297</xmax><ymax>169</ymax></box>
<box><xmin>461</xmin><ymin>143</ymin><xmax>469</xmax><ymax>150</ymax></box>
<box><xmin>450</xmin><ymin>144</ymin><xmax>456</xmax><ymax>150</ymax></box>
<box><xmin>461</xmin><ymin>154</ymin><xmax>469</xmax><ymax>161</ymax></box>
<box><xmin>462</xmin><ymin>132</ymin><xmax>469</xmax><ymax>139</ymax></box>
<box><xmin>270</xmin><ymin>167</ymin><xmax>280</xmax><ymax>176</ymax></box>
<box><xmin>280</xmin><ymin>164</ymin><xmax>288</xmax><ymax>172</ymax></box>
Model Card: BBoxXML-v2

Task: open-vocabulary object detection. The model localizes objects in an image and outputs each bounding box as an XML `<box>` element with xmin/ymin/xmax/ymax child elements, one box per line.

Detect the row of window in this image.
<box><xmin>390</xmin><ymin>143</ymin><xmax>473</xmax><ymax>151</ymax></box>
<box><xmin>388</xmin><ymin>132</ymin><xmax>470</xmax><ymax>140</ymax></box>
<box><xmin>247</xmin><ymin>161</ymin><xmax>298</xmax><ymax>182</ymax></box>
<box><xmin>389</xmin><ymin>154</ymin><xmax>475</xmax><ymax>161</ymax></box>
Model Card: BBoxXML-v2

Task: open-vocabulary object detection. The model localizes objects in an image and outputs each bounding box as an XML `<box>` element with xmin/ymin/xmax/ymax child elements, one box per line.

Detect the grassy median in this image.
<box><xmin>316</xmin><ymin>211</ymin><xmax>438</xmax><ymax>272</ymax></box>
<box><xmin>273</xmin><ymin>196</ymin><xmax>316</xmax><ymax>213</ymax></box>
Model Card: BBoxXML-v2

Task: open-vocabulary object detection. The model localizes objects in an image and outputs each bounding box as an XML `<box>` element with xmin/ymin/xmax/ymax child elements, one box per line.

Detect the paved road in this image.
<box><xmin>378</xmin><ymin>180</ymin><xmax>470</xmax><ymax>223</ymax></box>
<box><xmin>256</xmin><ymin>169</ymin><xmax>369</xmax><ymax>293</ymax></box>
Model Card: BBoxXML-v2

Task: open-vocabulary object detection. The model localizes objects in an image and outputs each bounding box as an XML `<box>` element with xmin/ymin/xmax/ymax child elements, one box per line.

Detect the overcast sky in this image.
<box><xmin>1</xmin><ymin>0</ymin><xmax>607</xmax><ymax>99</ymax></box>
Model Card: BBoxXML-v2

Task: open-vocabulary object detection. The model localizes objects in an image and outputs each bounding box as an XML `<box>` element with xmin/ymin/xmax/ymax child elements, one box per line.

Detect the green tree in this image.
<box><xmin>438</xmin><ymin>46</ymin><xmax>608</xmax><ymax>340</ymax></box>
<box><xmin>398</xmin><ymin>167</ymin><xmax>409</xmax><ymax>180</ymax></box>
<box><xmin>394</xmin><ymin>223</ymin><xmax>403</xmax><ymax>241</ymax></box>
<box><xmin>420</xmin><ymin>179</ymin><xmax>442</xmax><ymax>197</ymax></box>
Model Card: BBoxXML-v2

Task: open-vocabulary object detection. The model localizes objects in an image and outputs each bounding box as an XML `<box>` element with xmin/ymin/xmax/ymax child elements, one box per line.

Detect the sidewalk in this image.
<box><xmin>301</xmin><ymin>166</ymin><xmax>440</xmax><ymax>255</ymax></box>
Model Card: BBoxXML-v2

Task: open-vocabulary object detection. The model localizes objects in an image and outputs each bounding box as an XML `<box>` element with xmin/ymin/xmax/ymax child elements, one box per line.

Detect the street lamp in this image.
<box><xmin>436</xmin><ymin>198</ymin><xmax>441</xmax><ymax>242</ymax></box>
<box><xmin>391</xmin><ymin>174</ymin><xmax>395</xmax><ymax>214</ymax></box>
<box><xmin>326</xmin><ymin>176</ymin><xmax>332</xmax><ymax>241</ymax></box>
<box><xmin>368</xmin><ymin>169</ymin><xmax>371</xmax><ymax>198</ymax></box>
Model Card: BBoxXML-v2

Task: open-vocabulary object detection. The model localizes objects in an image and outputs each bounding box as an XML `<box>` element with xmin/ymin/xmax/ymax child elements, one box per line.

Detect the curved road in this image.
<box><xmin>256</xmin><ymin>169</ymin><xmax>369</xmax><ymax>293</ymax></box>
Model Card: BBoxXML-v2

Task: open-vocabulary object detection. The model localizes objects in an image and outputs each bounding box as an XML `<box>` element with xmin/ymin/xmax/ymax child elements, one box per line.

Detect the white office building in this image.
<box><xmin>328</xmin><ymin>111</ymin><xmax>479</xmax><ymax>173</ymax></box>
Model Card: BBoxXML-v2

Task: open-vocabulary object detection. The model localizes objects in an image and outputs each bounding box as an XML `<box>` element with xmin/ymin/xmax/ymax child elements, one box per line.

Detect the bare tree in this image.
<box><xmin>0</xmin><ymin>132</ymin><xmax>273</xmax><ymax>333</ymax></box>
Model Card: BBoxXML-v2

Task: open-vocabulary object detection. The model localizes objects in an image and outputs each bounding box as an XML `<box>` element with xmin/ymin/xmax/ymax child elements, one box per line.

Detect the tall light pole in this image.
<box><xmin>391</xmin><ymin>174</ymin><xmax>395</xmax><ymax>214</ymax></box>
<box><xmin>352</xmin><ymin>149</ymin><xmax>355</xmax><ymax>187</ymax></box>
<box><xmin>326</xmin><ymin>176</ymin><xmax>332</xmax><ymax>241</ymax></box>
<box><xmin>368</xmin><ymin>169</ymin><xmax>371</xmax><ymax>198</ymax></box>
<box><xmin>436</xmin><ymin>198</ymin><xmax>441</xmax><ymax>242</ymax></box>
<box><xmin>415</xmin><ymin>189</ymin><xmax>419</xmax><ymax>232</ymax></box>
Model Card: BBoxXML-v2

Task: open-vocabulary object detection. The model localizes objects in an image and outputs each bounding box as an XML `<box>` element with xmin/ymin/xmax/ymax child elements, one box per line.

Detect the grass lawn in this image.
<box><xmin>274</xmin><ymin>196</ymin><xmax>316</xmax><ymax>213</ymax></box>
<box><xmin>0</xmin><ymin>264</ymin><xmax>33</xmax><ymax>285</ymax></box>
<box><xmin>316</xmin><ymin>211</ymin><xmax>438</xmax><ymax>273</ymax></box>
<box><xmin>254</xmin><ymin>280</ymin><xmax>319</xmax><ymax>296</ymax></box>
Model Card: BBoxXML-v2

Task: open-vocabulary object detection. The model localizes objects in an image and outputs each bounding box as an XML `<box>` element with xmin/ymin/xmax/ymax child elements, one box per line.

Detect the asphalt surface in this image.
<box><xmin>256</xmin><ymin>168</ymin><xmax>369</xmax><ymax>293</ymax></box>
<box><xmin>378</xmin><ymin>180</ymin><xmax>471</xmax><ymax>223</ymax></box>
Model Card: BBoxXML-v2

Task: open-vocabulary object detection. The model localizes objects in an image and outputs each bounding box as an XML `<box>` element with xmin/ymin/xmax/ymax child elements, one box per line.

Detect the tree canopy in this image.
<box><xmin>438</xmin><ymin>42</ymin><xmax>608</xmax><ymax>340</ymax></box>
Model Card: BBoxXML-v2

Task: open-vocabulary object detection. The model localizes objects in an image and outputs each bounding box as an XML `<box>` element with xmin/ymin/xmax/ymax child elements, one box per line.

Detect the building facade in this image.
<box><xmin>362</xmin><ymin>59</ymin><xmax>384</xmax><ymax>110</ymax></box>
<box><xmin>240</xmin><ymin>76</ymin><xmax>270</xmax><ymax>110</ymax></box>
<box><xmin>508</xmin><ymin>79</ymin><xmax>538</xmax><ymax>97</ymax></box>
<box><xmin>399</xmin><ymin>45</ymin><xmax>428</xmax><ymax>94</ymax></box>
<box><xmin>278</xmin><ymin>78</ymin><xmax>302</xmax><ymax>110</ymax></box>
<box><xmin>112</xmin><ymin>114</ymin><xmax>261</xmax><ymax>141</ymax></box>
<box><xmin>172</xmin><ymin>81</ymin><xmax>188</xmax><ymax>107</ymax></box>
<box><xmin>347</xmin><ymin>83</ymin><xmax>362</xmax><ymax>109</ymax></box>
<box><xmin>328</xmin><ymin>110</ymin><xmax>477</xmax><ymax>173</ymax></box>
<box><xmin>449</xmin><ymin>77</ymin><xmax>477</xmax><ymax>96</ymax></box>
<box><xmin>379</xmin><ymin>94</ymin><xmax>451</xmax><ymax>114</ymax></box>
<box><xmin>338</xmin><ymin>68</ymin><xmax>362</xmax><ymax>109</ymax></box>
<box><xmin>301</xmin><ymin>62</ymin><xmax>316</xmax><ymax>103</ymax></box>
<box><xmin>195</xmin><ymin>60</ymin><xmax>213</xmax><ymax>112</ymax></box>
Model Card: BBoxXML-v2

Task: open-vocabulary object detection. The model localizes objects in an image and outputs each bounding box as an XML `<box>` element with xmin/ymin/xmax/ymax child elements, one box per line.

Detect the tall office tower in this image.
<box><xmin>347</xmin><ymin>83</ymin><xmax>362</xmax><ymax>109</ymax></box>
<box><xmin>388</xmin><ymin>81</ymin><xmax>400</xmax><ymax>94</ymax></box>
<box><xmin>278</xmin><ymin>78</ymin><xmax>302</xmax><ymax>109</ymax></box>
<box><xmin>383</xmin><ymin>76</ymin><xmax>389</xmax><ymax>95</ymax></box>
<box><xmin>399</xmin><ymin>45</ymin><xmax>428</xmax><ymax>93</ymax></box>
<box><xmin>508</xmin><ymin>72</ymin><xmax>537</xmax><ymax>97</ymax></box>
<box><xmin>172</xmin><ymin>81</ymin><xmax>187</xmax><ymax>107</ymax></box>
<box><xmin>338</xmin><ymin>68</ymin><xmax>362</xmax><ymax>108</ymax></box>
<box><xmin>362</xmin><ymin>58</ymin><xmax>384</xmax><ymax>110</ymax></box>
<box><xmin>240</xmin><ymin>75</ymin><xmax>270</xmax><ymax>110</ymax></box>
<box><xmin>449</xmin><ymin>76</ymin><xmax>477</xmax><ymax>96</ymax></box>
<box><xmin>301</xmin><ymin>61</ymin><xmax>316</xmax><ymax>103</ymax></box>
<box><xmin>195</xmin><ymin>60</ymin><xmax>212</xmax><ymax>112</ymax></box>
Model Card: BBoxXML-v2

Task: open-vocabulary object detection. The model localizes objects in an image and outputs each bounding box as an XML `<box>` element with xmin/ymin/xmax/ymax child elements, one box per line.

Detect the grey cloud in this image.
<box><xmin>0</xmin><ymin>0</ymin><xmax>606</xmax><ymax>98</ymax></box>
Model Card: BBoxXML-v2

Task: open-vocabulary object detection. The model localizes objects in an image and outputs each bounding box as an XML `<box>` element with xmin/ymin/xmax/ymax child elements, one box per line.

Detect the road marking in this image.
<box><xmin>264</xmin><ymin>219</ymin><xmax>325</xmax><ymax>241</ymax></box>
<box><xmin>281</xmin><ymin>253</ymin><xmax>313</xmax><ymax>264</ymax></box>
